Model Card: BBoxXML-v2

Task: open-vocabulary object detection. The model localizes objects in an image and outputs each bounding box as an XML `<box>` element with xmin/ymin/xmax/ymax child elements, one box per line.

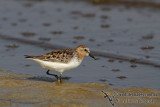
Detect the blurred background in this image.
<box><xmin>0</xmin><ymin>0</ymin><xmax>160</xmax><ymax>89</ymax></box>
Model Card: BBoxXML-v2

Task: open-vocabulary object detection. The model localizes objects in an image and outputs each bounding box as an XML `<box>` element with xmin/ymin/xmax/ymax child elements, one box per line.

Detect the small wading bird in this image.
<box><xmin>25</xmin><ymin>45</ymin><xmax>96</xmax><ymax>82</ymax></box>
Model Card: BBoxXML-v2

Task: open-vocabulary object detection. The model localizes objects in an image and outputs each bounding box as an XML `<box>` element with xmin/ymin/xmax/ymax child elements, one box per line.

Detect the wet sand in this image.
<box><xmin>0</xmin><ymin>70</ymin><xmax>160</xmax><ymax>107</ymax></box>
<box><xmin>0</xmin><ymin>70</ymin><xmax>109</xmax><ymax>107</ymax></box>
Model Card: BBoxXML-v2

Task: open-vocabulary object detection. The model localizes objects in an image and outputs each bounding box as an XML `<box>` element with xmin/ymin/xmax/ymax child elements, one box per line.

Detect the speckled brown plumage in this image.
<box><xmin>25</xmin><ymin>48</ymin><xmax>77</xmax><ymax>63</ymax></box>
<box><xmin>25</xmin><ymin>45</ymin><xmax>97</xmax><ymax>64</ymax></box>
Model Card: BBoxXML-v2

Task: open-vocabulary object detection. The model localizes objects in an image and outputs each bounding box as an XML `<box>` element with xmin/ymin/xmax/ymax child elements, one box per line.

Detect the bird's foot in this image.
<box><xmin>46</xmin><ymin>70</ymin><xmax>59</xmax><ymax>80</ymax></box>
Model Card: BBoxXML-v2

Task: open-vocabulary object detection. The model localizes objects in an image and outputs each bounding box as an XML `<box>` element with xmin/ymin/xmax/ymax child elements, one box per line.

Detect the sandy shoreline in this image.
<box><xmin>0</xmin><ymin>70</ymin><xmax>159</xmax><ymax>107</ymax></box>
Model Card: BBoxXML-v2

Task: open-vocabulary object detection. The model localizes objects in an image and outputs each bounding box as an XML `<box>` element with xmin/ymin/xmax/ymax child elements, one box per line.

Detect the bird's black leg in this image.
<box><xmin>59</xmin><ymin>73</ymin><xmax>62</xmax><ymax>82</ymax></box>
<box><xmin>46</xmin><ymin>70</ymin><xmax>59</xmax><ymax>80</ymax></box>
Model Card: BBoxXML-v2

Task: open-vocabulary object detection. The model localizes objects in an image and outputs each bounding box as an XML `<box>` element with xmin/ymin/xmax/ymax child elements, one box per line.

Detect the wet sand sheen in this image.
<box><xmin>0</xmin><ymin>70</ymin><xmax>159</xmax><ymax>107</ymax></box>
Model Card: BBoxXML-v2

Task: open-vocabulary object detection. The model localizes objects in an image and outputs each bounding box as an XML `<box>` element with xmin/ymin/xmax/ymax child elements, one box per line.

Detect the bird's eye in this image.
<box><xmin>84</xmin><ymin>49</ymin><xmax>88</xmax><ymax>52</ymax></box>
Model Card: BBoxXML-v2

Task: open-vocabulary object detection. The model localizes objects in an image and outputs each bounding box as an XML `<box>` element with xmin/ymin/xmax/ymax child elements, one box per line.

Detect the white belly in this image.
<box><xmin>30</xmin><ymin>58</ymin><xmax>82</xmax><ymax>73</ymax></box>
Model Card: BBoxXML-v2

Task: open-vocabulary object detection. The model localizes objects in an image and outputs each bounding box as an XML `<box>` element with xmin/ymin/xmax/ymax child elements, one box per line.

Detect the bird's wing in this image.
<box><xmin>25</xmin><ymin>48</ymin><xmax>75</xmax><ymax>63</ymax></box>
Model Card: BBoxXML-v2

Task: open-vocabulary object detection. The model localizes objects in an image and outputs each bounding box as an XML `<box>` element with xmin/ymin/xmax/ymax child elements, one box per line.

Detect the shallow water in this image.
<box><xmin>0</xmin><ymin>0</ymin><xmax>160</xmax><ymax>89</ymax></box>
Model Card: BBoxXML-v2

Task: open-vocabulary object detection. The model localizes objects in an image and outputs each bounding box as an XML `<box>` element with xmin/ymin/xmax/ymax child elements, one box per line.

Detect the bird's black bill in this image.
<box><xmin>89</xmin><ymin>53</ymin><xmax>96</xmax><ymax>60</ymax></box>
